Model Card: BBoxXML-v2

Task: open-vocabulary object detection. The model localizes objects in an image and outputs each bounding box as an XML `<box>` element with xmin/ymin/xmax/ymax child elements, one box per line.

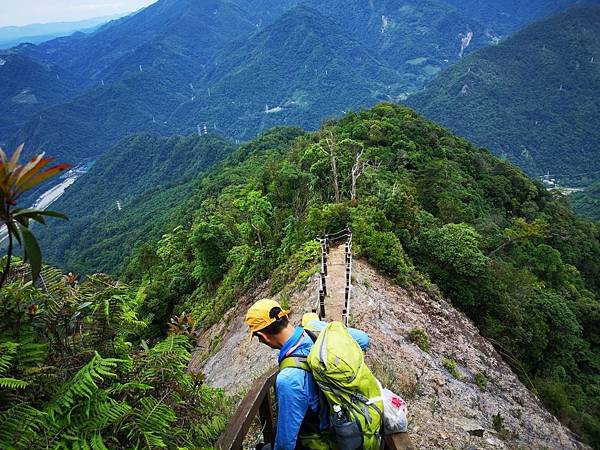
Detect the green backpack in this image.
<box><xmin>279</xmin><ymin>321</ymin><xmax>384</xmax><ymax>450</ymax></box>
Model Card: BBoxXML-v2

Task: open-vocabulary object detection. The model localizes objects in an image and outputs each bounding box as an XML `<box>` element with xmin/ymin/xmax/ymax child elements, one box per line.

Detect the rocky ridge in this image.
<box><xmin>190</xmin><ymin>257</ymin><xmax>587</xmax><ymax>449</ymax></box>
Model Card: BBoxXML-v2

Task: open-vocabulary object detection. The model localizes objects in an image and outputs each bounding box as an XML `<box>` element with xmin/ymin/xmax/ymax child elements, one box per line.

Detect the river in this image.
<box><xmin>0</xmin><ymin>163</ymin><xmax>90</xmax><ymax>246</ymax></box>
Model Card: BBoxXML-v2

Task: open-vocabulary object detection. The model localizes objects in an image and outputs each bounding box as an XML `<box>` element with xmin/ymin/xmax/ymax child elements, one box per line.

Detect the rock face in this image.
<box><xmin>190</xmin><ymin>258</ymin><xmax>587</xmax><ymax>449</ymax></box>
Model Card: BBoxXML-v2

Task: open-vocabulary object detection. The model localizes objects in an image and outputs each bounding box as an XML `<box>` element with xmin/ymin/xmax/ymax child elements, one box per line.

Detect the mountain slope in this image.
<box><xmin>193</xmin><ymin>260</ymin><xmax>585</xmax><ymax>449</ymax></box>
<box><xmin>444</xmin><ymin>0</ymin><xmax>600</xmax><ymax>34</ymax></box>
<box><xmin>571</xmin><ymin>181</ymin><xmax>600</xmax><ymax>220</ymax></box>
<box><xmin>11</xmin><ymin>6</ymin><xmax>406</xmax><ymax>160</ymax></box>
<box><xmin>170</xmin><ymin>7</ymin><xmax>406</xmax><ymax>139</ymax></box>
<box><xmin>33</xmin><ymin>132</ymin><xmax>236</xmax><ymax>274</ymax></box>
<box><xmin>9</xmin><ymin>0</ymin><xmax>257</xmax><ymax>162</ymax></box>
<box><xmin>303</xmin><ymin>0</ymin><xmax>490</xmax><ymax>76</ymax></box>
<box><xmin>6</xmin><ymin>0</ymin><xmax>496</xmax><ymax>163</ymax></box>
<box><xmin>0</xmin><ymin>53</ymin><xmax>83</xmax><ymax>140</ymax></box>
<box><xmin>17</xmin><ymin>0</ymin><xmax>253</xmax><ymax>81</ymax></box>
<box><xmin>407</xmin><ymin>6</ymin><xmax>600</xmax><ymax>182</ymax></box>
<box><xmin>104</xmin><ymin>103</ymin><xmax>598</xmax><ymax>445</ymax></box>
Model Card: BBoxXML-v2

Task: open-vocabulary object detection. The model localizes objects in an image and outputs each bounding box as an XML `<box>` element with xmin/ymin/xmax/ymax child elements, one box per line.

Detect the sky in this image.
<box><xmin>0</xmin><ymin>0</ymin><xmax>157</xmax><ymax>27</ymax></box>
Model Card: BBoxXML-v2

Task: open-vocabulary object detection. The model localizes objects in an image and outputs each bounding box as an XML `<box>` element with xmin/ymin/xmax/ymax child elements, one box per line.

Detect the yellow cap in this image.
<box><xmin>302</xmin><ymin>312</ymin><xmax>320</xmax><ymax>328</ymax></box>
<box><xmin>245</xmin><ymin>298</ymin><xmax>290</xmax><ymax>333</ymax></box>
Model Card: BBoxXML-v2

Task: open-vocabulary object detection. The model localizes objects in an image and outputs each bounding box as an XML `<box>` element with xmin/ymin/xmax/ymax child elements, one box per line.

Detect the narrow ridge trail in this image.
<box><xmin>323</xmin><ymin>244</ymin><xmax>347</xmax><ymax>322</ymax></box>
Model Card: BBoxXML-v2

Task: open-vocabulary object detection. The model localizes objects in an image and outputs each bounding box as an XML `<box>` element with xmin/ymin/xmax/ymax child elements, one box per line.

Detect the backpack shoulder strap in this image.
<box><xmin>279</xmin><ymin>355</ymin><xmax>310</xmax><ymax>372</ymax></box>
<box><xmin>305</xmin><ymin>329</ymin><xmax>318</xmax><ymax>342</ymax></box>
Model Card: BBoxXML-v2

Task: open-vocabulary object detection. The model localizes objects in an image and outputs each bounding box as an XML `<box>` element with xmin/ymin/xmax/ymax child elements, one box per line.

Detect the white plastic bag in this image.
<box><xmin>381</xmin><ymin>388</ymin><xmax>408</xmax><ymax>434</ymax></box>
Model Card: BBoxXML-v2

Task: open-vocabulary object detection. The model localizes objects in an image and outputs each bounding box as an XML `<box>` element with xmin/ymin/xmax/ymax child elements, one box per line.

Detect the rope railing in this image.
<box><xmin>314</xmin><ymin>227</ymin><xmax>352</xmax><ymax>320</ymax></box>
<box><xmin>313</xmin><ymin>236</ymin><xmax>329</xmax><ymax>318</ymax></box>
<box><xmin>342</xmin><ymin>232</ymin><xmax>353</xmax><ymax>326</ymax></box>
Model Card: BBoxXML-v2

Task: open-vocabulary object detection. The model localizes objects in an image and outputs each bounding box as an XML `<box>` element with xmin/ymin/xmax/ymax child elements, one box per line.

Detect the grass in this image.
<box><xmin>492</xmin><ymin>412</ymin><xmax>518</xmax><ymax>440</ymax></box>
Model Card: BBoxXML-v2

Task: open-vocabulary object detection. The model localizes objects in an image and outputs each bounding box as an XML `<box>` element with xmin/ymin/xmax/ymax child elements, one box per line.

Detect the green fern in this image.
<box><xmin>0</xmin><ymin>403</ymin><xmax>45</xmax><ymax>449</ymax></box>
<box><xmin>1</xmin><ymin>266</ymin><xmax>233</xmax><ymax>450</ymax></box>
<box><xmin>90</xmin><ymin>433</ymin><xmax>110</xmax><ymax>450</ymax></box>
<box><xmin>0</xmin><ymin>377</ymin><xmax>29</xmax><ymax>389</ymax></box>
<box><xmin>124</xmin><ymin>397</ymin><xmax>177</xmax><ymax>449</ymax></box>
<box><xmin>0</xmin><ymin>341</ymin><xmax>18</xmax><ymax>374</ymax></box>
<box><xmin>45</xmin><ymin>352</ymin><xmax>121</xmax><ymax>420</ymax></box>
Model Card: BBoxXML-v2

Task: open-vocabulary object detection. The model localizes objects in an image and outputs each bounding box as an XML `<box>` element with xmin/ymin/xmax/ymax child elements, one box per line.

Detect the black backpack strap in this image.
<box><xmin>305</xmin><ymin>329</ymin><xmax>318</xmax><ymax>343</ymax></box>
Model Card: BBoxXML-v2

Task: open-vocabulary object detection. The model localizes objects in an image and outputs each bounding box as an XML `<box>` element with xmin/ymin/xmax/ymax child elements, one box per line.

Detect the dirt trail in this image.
<box><xmin>324</xmin><ymin>244</ymin><xmax>346</xmax><ymax>321</ymax></box>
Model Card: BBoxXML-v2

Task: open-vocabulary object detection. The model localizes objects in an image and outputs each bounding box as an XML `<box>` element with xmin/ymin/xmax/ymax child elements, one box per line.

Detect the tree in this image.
<box><xmin>338</xmin><ymin>138</ymin><xmax>366</xmax><ymax>202</ymax></box>
<box><xmin>235</xmin><ymin>190</ymin><xmax>272</xmax><ymax>248</ymax></box>
<box><xmin>487</xmin><ymin>217</ymin><xmax>549</xmax><ymax>257</ymax></box>
<box><xmin>420</xmin><ymin>223</ymin><xmax>489</xmax><ymax>277</ymax></box>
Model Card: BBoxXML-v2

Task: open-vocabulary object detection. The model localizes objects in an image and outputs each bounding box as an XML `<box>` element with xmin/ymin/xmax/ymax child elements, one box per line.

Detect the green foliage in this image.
<box><xmin>570</xmin><ymin>181</ymin><xmax>600</xmax><ymax>221</ymax></box>
<box><xmin>492</xmin><ymin>412</ymin><xmax>518</xmax><ymax>440</ymax></box>
<box><xmin>409</xmin><ymin>328</ymin><xmax>430</xmax><ymax>353</ymax></box>
<box><xmin>0</xmin><ymin>264</ymin><xmax>230</xmax><ymax>450</ymax></box>
<box><xmin>408</xmin><ymin>6</ymin><xmax>600</xmax><ymax>183</ymax></box>
<box><xmin>442</xmin><ymin>357</ymin><xmax>461</xmax><ymax>379</ymax></box>
<box><xmin>474</xmin><ymin>372</ymin><xmax>488</xmax><ymax>391</ymax></box>
<box><xmin>419</xmin><ymin>223</ymin><xmax>489</xmax><ymax>276</ymax></box>
<box><xmin>35</xmin><ymin>133</ymin><xmax>236</xmax><ymax>276</ymax></box>
<box><xmin>12</xmin><ymin>103</ymin><xmax>598</xmax><ymax>445</ymax></box>
<box><xmin>118</xmin><ymin>103</ymin><xmax>600</xmax><ymax>445</ymax></box>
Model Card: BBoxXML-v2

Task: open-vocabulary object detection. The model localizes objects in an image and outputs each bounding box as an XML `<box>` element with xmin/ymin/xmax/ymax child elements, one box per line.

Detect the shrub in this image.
<box><xmin>475</xmin><ymin>372</ymin><xmax>488</xmax><ymax>391</ymax></box>
<box><xmin>409</xmin><ymin>327</ymin><xmax>430</xmax><ymax>353</ymax></box>
<box><xmin>442</xmin><ymin>357</ymin><xmax>461</xmax><ymax>379</ymax></box>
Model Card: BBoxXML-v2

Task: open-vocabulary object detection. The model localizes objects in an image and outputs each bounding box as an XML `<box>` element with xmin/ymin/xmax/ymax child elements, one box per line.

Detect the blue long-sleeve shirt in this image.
<box><xmin>274</xmin><ymin>321</ymin><xmax>369</xmax><ymax>450</ymax></box>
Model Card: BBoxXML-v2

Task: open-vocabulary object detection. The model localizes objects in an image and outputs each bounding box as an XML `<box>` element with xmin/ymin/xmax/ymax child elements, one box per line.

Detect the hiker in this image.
<box><xmin>246</xmin><ymin>299</ymin><xmax>370</xmax><ymax>450</ymax></box>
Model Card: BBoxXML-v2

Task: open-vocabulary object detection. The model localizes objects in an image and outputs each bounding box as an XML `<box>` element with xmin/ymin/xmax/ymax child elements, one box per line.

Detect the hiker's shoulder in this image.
<box><xmin>276</xmin><ymin>366</ymin><xmax>309</xmax><ymax>391</ymax></box>
<box><xmin>347</xmin><ymin>327</ymin><xmax>370</xmax><ymax>349</ymax></box>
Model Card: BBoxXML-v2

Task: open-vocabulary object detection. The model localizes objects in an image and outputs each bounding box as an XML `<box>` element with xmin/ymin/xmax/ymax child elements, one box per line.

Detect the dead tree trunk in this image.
<box><xmin>350</xmin><ymin>148</ymin><xmax>365</xmax><ymax>202</ymax></box>
<box><xmin>325</xmin><ymin>132</ymin><xmax>341</xmax><ymax>203</ymax></box>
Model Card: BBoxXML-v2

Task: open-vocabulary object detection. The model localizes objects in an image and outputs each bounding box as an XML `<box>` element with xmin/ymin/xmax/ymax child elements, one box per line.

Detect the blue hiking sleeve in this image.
<box><xmin>274</xmin><ymin>369</ymin><xmax>311</xmax><ymax>450</ymax></box>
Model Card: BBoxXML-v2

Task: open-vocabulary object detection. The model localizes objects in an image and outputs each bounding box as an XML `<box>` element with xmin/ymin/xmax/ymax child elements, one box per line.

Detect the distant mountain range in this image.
<box><xmin>0</xmin><ymin>0</ymin><xmax>499</xmax><ymax>164</ymax></box>
<box><xmin>407</xmin><ymin>6</ymin><xmax>600</xmax><ymax>183</ymax></box>
<box><xmin>1</xmin><ymin>0</ymin><xmax>598</xmax><ymax>212</ymax></box>
<box><xmin>0</xmin><ymin>15</ymin><xmax>121</xmax><ymax>49</ymax></box>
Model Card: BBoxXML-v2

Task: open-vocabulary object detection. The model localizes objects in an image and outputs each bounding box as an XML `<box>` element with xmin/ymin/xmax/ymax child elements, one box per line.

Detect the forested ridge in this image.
<box><xmin>1</xmin><ymin>0</ymin><xmax>493</xmax><ymax>164</ymax></box>
<box><xmin>34</xmin><ymin>133</ymin><xmax>236</xmax><ymax>274</ymax></box>
<box><xmin>407</xmin><ymin>6</ymin><xmax>600</xmax><ymax>186</ymax></box>
<box><xmin>571</xmin><ymin>182</ymin><xmax>600</xmax><ymax>221</ymax></box>
<box><xmin>1</xmin><ymin>104</ymin><xmax>599</xmax><ymax>447</ymax></box>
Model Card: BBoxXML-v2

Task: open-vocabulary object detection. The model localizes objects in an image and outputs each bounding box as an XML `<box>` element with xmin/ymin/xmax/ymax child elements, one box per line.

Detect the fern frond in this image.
<box><xmin>194</xmin><ymin>415</ymin><xmax>228</xmax><ymax>446</ymax></box>
<box><xmin>0</xmin><ymin>377</ymin><xmax>29</xmax><ymax>389</ymax></box>
<box><xmin>124</xmin><ymin>397</ymin><xmax>176</xmax><ymax>449</ymax></box>
<box><xmin>105</xmin><ymin>382</ymin><xmax>153</xmax><ymax>395</ymax></box>
<box><xmin>0</xmin><ymin>403</ymin><xmax>45</xmax><ymax>449</ymax></box>
<box><xmin>85</xmin><ymin>398</ymin><xmax>132</xmax><ymax>429</ymax></box>
<box><xmin>45</xmin><ymin>353</ymin><xmax>121</xmax><ymax>420</ymax></box>
<box><xmin>37</xmin><ymin>265</ymin><xmax>69</xmax><ymax>296</ymax></box>
<box><xmin>90</xmin><ymin>433</ymin><xmax>109</xmax><ymax>450</ymax></box>
<box><xmin>16</xmin><ymin>342</ymin><xmax>47</xmax><ymax>370</ymax></box>
<box><xmin>0</xmin><ymin>341</ymin><xmax>18</xmax><ymax>375</ymax></box>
